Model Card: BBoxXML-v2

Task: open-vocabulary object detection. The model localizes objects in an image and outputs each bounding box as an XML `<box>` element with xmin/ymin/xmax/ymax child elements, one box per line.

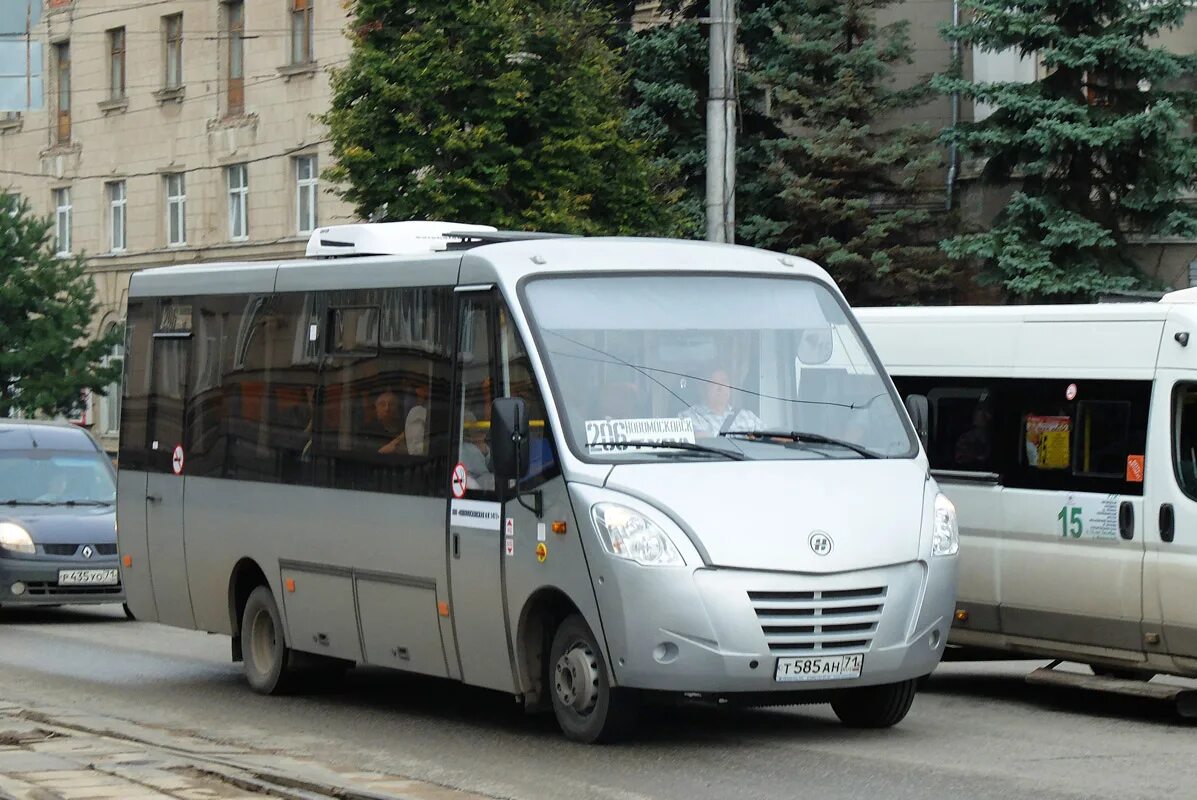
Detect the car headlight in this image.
<box><xmin>932</xmin><ymin>493</ymin><xmax>959</xmax><ymax>557</ymax></box>
<box><xmin>0</xmin><ymin>522</ymin><xmax>35</xmax><ymax>555</ymax></box>
<box><xmin>590</xmin><ymin>503</ymin><xmax>685</xmax><ymax>567</ymax></box>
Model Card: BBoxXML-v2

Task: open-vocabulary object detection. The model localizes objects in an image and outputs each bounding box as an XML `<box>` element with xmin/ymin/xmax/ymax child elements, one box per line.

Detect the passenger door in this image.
<box><xmin>144</xmin><ymin>316</ymin><xmax>196</xmax><ymax>629</ymax></box>
<box><xmin>1144</xmin><ymin>375</ymin><xmax>1197</xmax><ymax>664</ymax></box>
<box><xmin>446</xmin><ymin>290</ymin><xmax>517</xmax><ymax>692</ymax></box>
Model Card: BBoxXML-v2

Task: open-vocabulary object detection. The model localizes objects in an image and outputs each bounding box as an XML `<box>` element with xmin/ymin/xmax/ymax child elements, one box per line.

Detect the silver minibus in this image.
<box><xmin>117</xmin><ymin>223</ymin><xmax>959</xmax><ymax>742</ymax></box>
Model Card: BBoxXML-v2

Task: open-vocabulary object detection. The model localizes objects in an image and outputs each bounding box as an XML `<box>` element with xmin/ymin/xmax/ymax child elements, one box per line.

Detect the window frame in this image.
<box><xmin>108</xmin><ymin>180</ymin><xmax>127</xmax><ymax>253</ymax></box>
<box><xmin>1173</xmin><ymin>383</ymin><xmax>1197</xmax><ymax>502</ymax></box>
<box><xmin>108</xmin><ymin>27</ymin><xmax>126</xmax><ymax>100</ymax></box>
<box><xmin>295</xmin><ymin>154</ymin><xmax>318</xmax><ymax>234</ymax></box>
<box><xmin>163</xmin><ymin>14</ymin><xmax>183</xmax><ymax>89</ymax></box>
<box><xmin>54</xmin><ymin>187</ymin><xmax>71</xmax><ymax>256</ymax></box>
<box><xmin>226</xmin><ymin>163</ymin><xmax>249</xmax><ymax>241</ymax></box>
<box><xmin>54</xmin><ymin>41</ymin><xmax>70</xmax><ymax>143</ymax></box>
<box><xmin>165</xmin><ymin>172</ymin><xmax>187</xmax><ymax>247</ymax></box>
<box><xmin>290</xmin><ymin>0</ymin><xmax>314</xmax><ymax>65</ymax></box>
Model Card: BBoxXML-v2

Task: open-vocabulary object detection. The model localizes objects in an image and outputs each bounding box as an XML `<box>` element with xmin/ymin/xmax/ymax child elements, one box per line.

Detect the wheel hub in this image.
<box><xmin>554</xmin><ymin>642</ymin><xmax>600</xmax><ymax>714</ymax></box>
<box><xmin>249</xmin><ymin>608</ymin><xmax>275</xmax><ymax>671</ymax></box>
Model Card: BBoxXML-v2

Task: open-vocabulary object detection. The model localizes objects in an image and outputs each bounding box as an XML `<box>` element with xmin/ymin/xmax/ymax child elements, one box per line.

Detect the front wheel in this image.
<box><xmin>240</xmin><ymin>586</ymin><xmax>300</xmax><ymax>695</ymax></box>
<box><xmin>831</xmin><ymin>678</ymin><xmax>919</xmax><ymax>729</ymax></box>
<box><xmin>549</xmin><ymin>614</ymin><xmax>638</xmax><ymax>743</ymax></box>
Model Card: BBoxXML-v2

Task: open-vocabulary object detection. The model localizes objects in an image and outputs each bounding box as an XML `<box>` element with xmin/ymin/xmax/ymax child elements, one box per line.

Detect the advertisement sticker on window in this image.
<box><xmin>1026</xmin><ymin>415</ymin><xmax>1071</xmax><ymax>470</ymax></box>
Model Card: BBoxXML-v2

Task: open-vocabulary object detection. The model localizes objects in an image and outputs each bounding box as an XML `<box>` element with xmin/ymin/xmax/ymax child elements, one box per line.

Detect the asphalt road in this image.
<box><xmin>0</xmin><ymin>604</ymin><xmax>1194</xmax><ymax>800</ymax></box>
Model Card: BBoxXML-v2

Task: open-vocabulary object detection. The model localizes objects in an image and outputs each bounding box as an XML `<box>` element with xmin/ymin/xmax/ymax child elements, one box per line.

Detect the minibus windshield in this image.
<box><xmin>523</xmin><ymin>274</ymin><xmax>916</xmax><ymax>462</ymax></box>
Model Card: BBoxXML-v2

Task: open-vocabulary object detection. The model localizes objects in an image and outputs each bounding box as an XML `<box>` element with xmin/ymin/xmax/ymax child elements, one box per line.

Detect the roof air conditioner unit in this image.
<box><xmin>305</xmin><ymin>221</ymin><xmax>499</xmax><ymax>258</ymax></box>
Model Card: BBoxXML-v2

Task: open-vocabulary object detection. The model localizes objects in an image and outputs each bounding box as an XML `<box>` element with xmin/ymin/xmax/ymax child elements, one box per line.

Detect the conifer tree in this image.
<box><xmin>737</xmin><ymin>0</ymin><xmax>956</xmax><ymax>304</ymax></box>
<box><xmin>324</xmin><ymin>0</ymin><xmax>682</xmax><ymax>236</ymax></box>
<box><xmin>0</xmin><ymin>192</ymin><xmax>122</xmax><ymax>418</ymax></box>
<box><xmin>936</xmin><ymin>0</ymin><xmax>1197</xmax><ymax>300</ymax></box>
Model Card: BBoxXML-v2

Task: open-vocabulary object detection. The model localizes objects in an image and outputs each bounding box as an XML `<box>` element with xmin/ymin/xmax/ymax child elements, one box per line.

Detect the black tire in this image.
<box><xmin>122</xmin><ymin>603</ymin><xmax>136</xmax><ymax>621</ymax></box>
<box><xmin>548</xmin><ymin>613</ymin><xmax>638</xmax><ymax>744</ymax></box>
<box><xmin>240</xmin><ymin>585</ymin><xmax>299</xmax><ymax>695</ymax></box>
<box><xmin>1091</xmin><ymin>664</ymin><xmax>1155</xmax><ymax>682</ymax></box>
<box><xmin>831</xmin><ymin>678</ymin><xmax>919</xmax><ymax>729</ymax></box>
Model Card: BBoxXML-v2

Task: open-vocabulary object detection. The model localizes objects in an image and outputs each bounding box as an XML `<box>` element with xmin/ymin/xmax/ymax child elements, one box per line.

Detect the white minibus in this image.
<box><xmin>860</xmin><ymin>293</ymin><xmax>1197</xmax><ymax>682</ymax></box>
<box><xmin>117</xmin><ymin>223</ymin><xmax>959</xmax><ymax>742</ymax></box>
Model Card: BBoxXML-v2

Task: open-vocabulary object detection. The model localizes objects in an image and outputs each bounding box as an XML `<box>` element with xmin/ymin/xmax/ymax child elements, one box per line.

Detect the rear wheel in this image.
<box><xmin>831</xmin><ymin>678</ymin><xmax>919</xmax><ymax>729</ymax></box>
<box><xmin>549</xmin><ymin>614</ymin><xmax>638</xmax><ymax>743</ymax></box>
<box><xmin>240</xmin><ymin>586</ymin><xmax>300</xmax><ymax>695</ymax></box>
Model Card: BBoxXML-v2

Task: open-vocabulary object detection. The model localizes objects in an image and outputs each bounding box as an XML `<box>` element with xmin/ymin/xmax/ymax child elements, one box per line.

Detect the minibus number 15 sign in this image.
<box><xmin>1058</xmin><ymin>505</ymin><xmax>1083</xmax><ymax>538</ymax></box>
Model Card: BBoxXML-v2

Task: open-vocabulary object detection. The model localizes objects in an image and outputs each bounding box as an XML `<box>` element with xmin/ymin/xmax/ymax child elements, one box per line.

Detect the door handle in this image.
<box><xmin>452</xmin><ymin>533</ymin><xmax>460</xmax><ymax>559</ymax></box>
<box><xmin>1118</xmin><ymin>501</ymin><xmax>1134</xmax><ymax>540</ymax></box>
<box><xmin>1160</xmin><ymin>503</ymin><xmax>1175</xmax><ymax>543</ymax></box>
<box><xmin>146</xmin><ymin>494</ymin><xmax>162</xmax><ymax>504</ymax></box>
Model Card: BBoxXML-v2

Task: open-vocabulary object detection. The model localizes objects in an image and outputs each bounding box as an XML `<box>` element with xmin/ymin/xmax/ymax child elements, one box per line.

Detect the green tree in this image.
<box><xmin>0</xmin><ymin>192</ymin><xmax>122</xmax><ymax>418</ymax></box>
<box><xmin>737</xmin><ymin>0</ymin><xmax>957</xmax><ymax>304</ymax></box>
<box><xmin>935</xmin><ymin>0</ymin><xmax>1197</xmax><ymax>300</ymax></box>
<box><xmin>323</xmin><ymin>0</ymin><xmax>682</xmax><ymax>236</ymax></box>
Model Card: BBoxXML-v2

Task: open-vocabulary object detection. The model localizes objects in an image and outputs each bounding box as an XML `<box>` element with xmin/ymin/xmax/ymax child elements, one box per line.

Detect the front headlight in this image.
<box><xmin>590</xmin><ymin>503</ymin><xmax>685</xmax><ymax>567</ymax></box>
<box><xmin>0</xmin><ymin>522</ymin><xmax>35</xmax><ymax>555</ymax></box>
<box><xmin>932</xmin><ymin>493</ymin><xmax>959</xmax><ymax>557</ymax></box>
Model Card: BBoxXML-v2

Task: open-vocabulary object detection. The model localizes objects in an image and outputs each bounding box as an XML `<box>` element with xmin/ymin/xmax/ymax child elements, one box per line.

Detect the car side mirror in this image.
<box><xmin>491</xmin><ymin>397</ymin><xmax>530</xmax><ymax>499</ymax></box>
<box><xmin>905</xmin><ymin>394</ymin><xmax>929</xmax><ymax>450</ymax></box>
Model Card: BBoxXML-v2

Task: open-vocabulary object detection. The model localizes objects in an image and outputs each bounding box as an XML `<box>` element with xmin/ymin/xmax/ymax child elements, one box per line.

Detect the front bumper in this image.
<box><xmin>593</xmin><ymin>557</ymin><xmax>958</xmax><ymax>694</ymax></box>
<box><xmin>0</xmin><ymin>555</ymin><xmax>124</xmax><ymax>606</ymax></box>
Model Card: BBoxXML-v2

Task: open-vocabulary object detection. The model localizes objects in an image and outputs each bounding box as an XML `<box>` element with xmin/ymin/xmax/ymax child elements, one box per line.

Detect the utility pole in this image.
<box><xmin>706</xmin><ymin>0</ymin><xmax>736</xmax><ymax>244</ymax></box>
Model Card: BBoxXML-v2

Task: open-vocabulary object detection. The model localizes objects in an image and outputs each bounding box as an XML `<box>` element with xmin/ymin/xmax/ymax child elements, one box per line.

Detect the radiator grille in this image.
<box><xmin>749</xmin><ymin>586</ymin><xmax>887</xmax><ymax>655</ymax></box>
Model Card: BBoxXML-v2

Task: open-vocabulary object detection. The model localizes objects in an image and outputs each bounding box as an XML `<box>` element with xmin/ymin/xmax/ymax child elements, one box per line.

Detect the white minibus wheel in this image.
<box><xmin>830</xmin><ymin>678</ymin><xmax>919</xmax><ymax>729</ymax></box>
<box><xmin>241</xmin><ymin>586</ymin><xmax>300</xmax><ymax>695</ymax></box>
<box><xmin>549</xmin><ymin>613</ymin><xmax>639</xmax><ymax>744</ymax></box>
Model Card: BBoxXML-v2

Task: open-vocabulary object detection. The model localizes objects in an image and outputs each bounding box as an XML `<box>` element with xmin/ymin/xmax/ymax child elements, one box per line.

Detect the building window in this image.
<box><xmin>290</xmin><ymin>0</ymin><xmax>313</xmax><ymax>65</ymax></box>
<box><xmin>108</xmin><ymin>180</ymin><xmax>127</xmax><ymax>252</ymax></box>
<box><xmin>108</xmin><ymin>28</ymin><xmax>126</xmax><ymax>100</ymax></box>
<box><xmin>54</xmin><ymin>42</ymin><xmax>70</xmax><ymax>143</ymax></box>
<box><xmin>296</xmin><ymin>155</ymin><xmax>318</xmax><ymax>234</ymax></box>
<box><xmin>164</xmin><ymin>14</ymin><xmax>183</xmax><ymax>89</ymax></box>
<box><xmin>166</xmin><ymin>173</ymin><xmax>186</xmax><ymax>246</ymax></box>
<box><xmin>227</xmin><ymin>164</ymin><xmax>248</xmax><ymax>240</ymax></box>
<box><xmin>226</xmin><ymin>1</ymin><xmax>244</xmax><ymax>114</ymax></box>
<box><xmin>54</xmin><ymin>188</ymin><xmax>71</xmax><ymax>256</ymax></box>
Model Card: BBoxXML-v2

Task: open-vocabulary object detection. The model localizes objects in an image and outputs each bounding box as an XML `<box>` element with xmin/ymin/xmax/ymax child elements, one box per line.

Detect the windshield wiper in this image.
<box><xmin>594</xmin><ymin>440</ymin><xmax>746</xmax><ymax>461</ymax></box>
<box><xmin>61</xmin><ymin>500</ymin><xmax>114</xmax><ymax>507</ymax></box>
<box><xmin>1</xmin><ymin>499</ymin><xmax>53</xmax><ymax>506</ymax></box>
<box><xmin>719</xmin><ymin>430</ymin><xmax>882</xmax><ymax>459</ymax></box>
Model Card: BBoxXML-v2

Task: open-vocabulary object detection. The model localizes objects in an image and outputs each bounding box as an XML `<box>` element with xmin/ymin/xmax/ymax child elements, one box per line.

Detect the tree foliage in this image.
<box><xmin>0</xmin><ymin>192</ymin><xmax>122</xmax><ymax>418</ymax></box>
<box><xmin>935</xmin><ymin>0</ymin><xmax>1197</xmax><ymax>300</ymax></box>
<box><xmin>323</xmin><ymin>0</ymin><xmax>683</xmax><ymax>236</ymax></box>
<box><xmin>737</xmin><ymin>0</ymin><xmax>958</xmax><ymax>303</ymax></box>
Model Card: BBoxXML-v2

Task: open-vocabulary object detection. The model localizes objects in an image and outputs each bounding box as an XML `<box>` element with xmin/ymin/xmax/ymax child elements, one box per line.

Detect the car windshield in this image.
<box><xmin>0</xmin><ymin>450</ymin><xmax>116</xmax><ymax>504</ymax></box>
<box><xmin>523</xmin><ymin>274</ymin><xmax>915</xmax><ymax>462</ymax></box>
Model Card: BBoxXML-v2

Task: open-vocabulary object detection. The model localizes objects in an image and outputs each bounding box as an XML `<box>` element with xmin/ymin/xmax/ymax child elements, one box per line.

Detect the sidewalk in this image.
<box><xmin>0</xmin><ymin>701</ymin><xmax>495</xmax><ymax>800</ymax></box>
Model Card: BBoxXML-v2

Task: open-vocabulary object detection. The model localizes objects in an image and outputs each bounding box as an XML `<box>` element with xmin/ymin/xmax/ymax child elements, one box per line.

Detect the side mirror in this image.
<box><xmin>491</xmin><ymin>397</ymin><xmax>530</xmax><ymax>498</ymax></box>
<box><xmin>905</xmin><ymin>394</ymin><xmax>930</xmax><ymax>450</ymax></box>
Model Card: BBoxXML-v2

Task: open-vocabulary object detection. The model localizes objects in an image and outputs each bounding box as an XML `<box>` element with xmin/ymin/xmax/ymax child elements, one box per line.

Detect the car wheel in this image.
<box><xmin>831</xmin><ymin>678</ymin><xmax>919</xmax><ymax>728</ymax></box>
<box><xmin>548</xmin><ymin>613</ymin><xmax>638</xmax><ymax>744</ymax></box>
<box><xmin>240</xmin><ymin>586</ymin><xmax>299</xmax><ymax>695</ymax></box>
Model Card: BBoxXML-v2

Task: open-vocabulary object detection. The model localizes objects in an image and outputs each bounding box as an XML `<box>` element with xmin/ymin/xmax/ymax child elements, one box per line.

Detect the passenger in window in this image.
<box><xmin>401</xmin><ymin>383</ymin><xmax>431</xmax><ymax>457</ymax></box>
<box><xmin>460</xmin><ymin>411</ymin><xmax>493</xmax><ymax>491</ymax></box>
<box><xmin>954</xmin><ymin>402</ymin><xmax>993</xmax><ymax>468</ymax></box>
<box><xmin>364</xmin><ymin>388</ymin><xmax>407</xmax><ymax>455</ymax></box>
<box><xmin>680</xmin><ymin>367</ymin><xmax>764</xmax><ymax>437</ymax></box>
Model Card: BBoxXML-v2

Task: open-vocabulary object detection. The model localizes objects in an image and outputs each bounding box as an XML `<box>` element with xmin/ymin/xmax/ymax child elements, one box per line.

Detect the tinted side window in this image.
<box><xmin>1174</xmin><ymin>385</ymin><xmax>1197</xmax><ymax>500</ymax></box>
<box><xmin>310</xmin><ymin>287</ymin><xmax>454</xmax><ymax>496</ymax></box>
<box><xmin>145</xmin><ymin>300</ymin><xmax>191</xmax><ymax>474</ymax></box>
<box><xmin>118</xmin><ymin>299</ymin><xmax>154</xmax><ymax>470</ymax></box>
<box><xmin>186</xmin><ymin>295</ymin><xmax>244</xmax><ymax>479</ymax></box>
<box><xmin>502</xmin><ymin>306</ymin><xmax>559</xmax><ymax>489</ymax></box>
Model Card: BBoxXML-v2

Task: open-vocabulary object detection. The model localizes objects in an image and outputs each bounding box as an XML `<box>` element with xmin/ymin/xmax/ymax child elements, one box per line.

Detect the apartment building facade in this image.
<box><xmin>0</xmin><ymin>0</ymin><xmax>356</xmax><ymax>450</ymax></box>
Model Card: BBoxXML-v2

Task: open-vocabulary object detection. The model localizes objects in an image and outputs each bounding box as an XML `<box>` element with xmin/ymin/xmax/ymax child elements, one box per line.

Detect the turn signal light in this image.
<box><xmin>438</xmin><ymin>601</ymin><xmax>450</xmax><ymax>617</ymax></box>
<box><xmin>285</xmin><ymin>578</ymin><xmax>296</xmax><ymax>593</ymax></box>
<box><xmin>122</xmin><ymin>555</ymin><xmax>132</xmax><ymax>568</ymax></box>
<box><xmin>955</xmin><ymin>609</ymin><xmax>969</xmax><ymax>623</ymax></box>
<box><xmin>552</xmin><ymin>521</ymin><xmax>567</xmax><ymax>535</ymax></box>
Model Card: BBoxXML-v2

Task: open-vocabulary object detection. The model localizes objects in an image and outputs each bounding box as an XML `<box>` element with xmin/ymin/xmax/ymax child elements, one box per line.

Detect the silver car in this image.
<box><xmin>0</xmin><ymin>421</ymin><xmax>124</xmax><ymax>610</ymax></box>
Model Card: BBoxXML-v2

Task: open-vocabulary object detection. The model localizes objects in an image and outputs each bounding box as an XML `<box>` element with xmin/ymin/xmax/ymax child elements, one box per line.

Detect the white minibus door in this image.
<box><xmin>1145</xmin><ymin>376</ymin><xmax>1197</xmax><ymax>664</ymax></box>
<box><xmin>446</xmin><ymin>290</ymin><xmax>518</xmax><ymax>692</ymax></box>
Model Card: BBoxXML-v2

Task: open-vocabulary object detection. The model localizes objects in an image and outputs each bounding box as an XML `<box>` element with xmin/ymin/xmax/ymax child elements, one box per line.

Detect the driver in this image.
<box><xmin>680</xmin><ymin>368</ymin><xmax>763</xmax><ymax>437</ymax></box>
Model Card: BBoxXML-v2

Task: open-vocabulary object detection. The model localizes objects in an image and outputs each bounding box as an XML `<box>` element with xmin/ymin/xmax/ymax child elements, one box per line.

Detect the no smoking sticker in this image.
<box><xmin>451</xmin><ymin>463</ymin><xmax>468</xmax><ymax>499</ymax></box>
<box><xmin>171</xmin><ymin>444</ymin><xmax>185</xmax><ymax>475</ymax></box>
